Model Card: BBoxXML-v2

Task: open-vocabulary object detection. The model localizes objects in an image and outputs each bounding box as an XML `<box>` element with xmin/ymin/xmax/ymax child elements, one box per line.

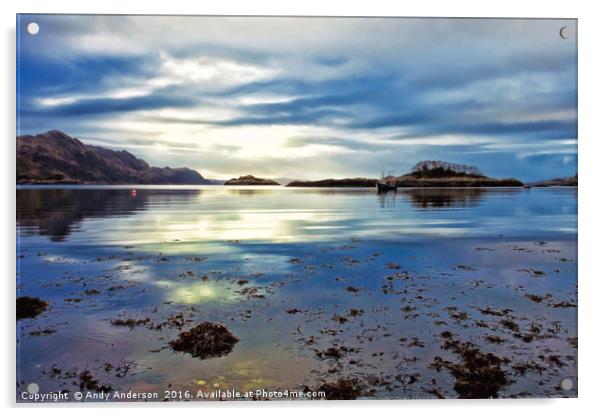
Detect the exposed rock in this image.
<box><xmin>16</xmin><ymin>296</ymin><xmax>48</xmax><ymax>320</ymax></box>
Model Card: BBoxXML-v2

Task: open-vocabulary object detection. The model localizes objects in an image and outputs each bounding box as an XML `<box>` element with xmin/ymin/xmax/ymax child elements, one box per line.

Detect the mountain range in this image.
<box><xmin>17</xmin><ymin>130</ymin><xmax>210</xmax><ymax>185</ymax></box>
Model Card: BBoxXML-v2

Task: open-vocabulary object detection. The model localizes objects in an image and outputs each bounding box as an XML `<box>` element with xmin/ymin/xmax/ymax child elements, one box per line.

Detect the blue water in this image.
<box><xmin>16</xmin><ymin>186</ymin><xmax>578</xmax><ymax>400</ymax></box>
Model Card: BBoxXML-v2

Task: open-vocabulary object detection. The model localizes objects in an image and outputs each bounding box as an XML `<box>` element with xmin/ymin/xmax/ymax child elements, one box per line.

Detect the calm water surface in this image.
<box><xmin>16</xmin><ymin>186</ymin><xmax>577</xmax><ymax>400</ymax></box>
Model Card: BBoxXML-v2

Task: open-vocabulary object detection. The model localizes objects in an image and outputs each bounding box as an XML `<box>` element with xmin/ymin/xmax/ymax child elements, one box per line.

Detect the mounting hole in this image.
<box><xmin>27</xmin><ymin>22</ymin><xmax>39</xmax><ymax>35</ymax></box>
<box><xmin>560</xmin><ymin>378</ymin><xmax>573</xmax><ymax>391</ymax></box>
<box><xmin>27</xmin><ymin>382</ymin><xmax>39</xmax><ymax>394</ymax></box>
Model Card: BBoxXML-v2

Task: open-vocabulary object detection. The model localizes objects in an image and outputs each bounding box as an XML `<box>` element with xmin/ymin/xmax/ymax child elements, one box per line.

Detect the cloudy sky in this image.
<box><xmin>17</xmin><ymin>15</ymin><xmax>577</xmax><ymax>181</ymax></box>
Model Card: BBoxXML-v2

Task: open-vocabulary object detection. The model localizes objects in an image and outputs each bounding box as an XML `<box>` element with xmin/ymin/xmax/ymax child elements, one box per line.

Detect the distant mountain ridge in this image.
<box><xmin>529</xmin><ymin>174</ymin><xmax>578</xmax><ymax>187</ymax></box>
<box><xmin>17</xmin><ymin>130</ymin><xmax>210</xmax><ymax>185</ymax></box>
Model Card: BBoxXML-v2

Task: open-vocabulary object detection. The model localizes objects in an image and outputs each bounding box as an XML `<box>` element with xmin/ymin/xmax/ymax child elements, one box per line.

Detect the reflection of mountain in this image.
<box><xmin>18</xmin><ymin>189</ymin><xmax>207</xmax><ymax>241</ymax></box>
<box><xmin>17</xmin><ymin>189</ymin><xmax>149</xmax><ymax>241</ymax></box>
<box><xmin>400</xmin><ymin>188</ymin><xmax>489</xmax><ymax>209</ymax></box>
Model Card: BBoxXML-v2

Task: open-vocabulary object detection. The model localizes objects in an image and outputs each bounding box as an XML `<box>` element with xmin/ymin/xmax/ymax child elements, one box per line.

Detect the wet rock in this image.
<box><xmin>16</xmin><ymin>296</ymin><xmax>48</xmax><ymax>320</ymax></box>
<box><xmin>169</xmin><ymin>322</ymin><xmax>239</xmax><ymax>359</ymax></box>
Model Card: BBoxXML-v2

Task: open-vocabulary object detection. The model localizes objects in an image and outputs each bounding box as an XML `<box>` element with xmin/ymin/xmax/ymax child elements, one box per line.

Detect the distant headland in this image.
<box><xmin>17</xmin><ymin>131</ymin><xmax>576</xmax><ymax>188</ymax></box>
<box><xmin>17</xmin><ymin>131</ymin><xmax>210</xmax><ymax>185</ymax></box>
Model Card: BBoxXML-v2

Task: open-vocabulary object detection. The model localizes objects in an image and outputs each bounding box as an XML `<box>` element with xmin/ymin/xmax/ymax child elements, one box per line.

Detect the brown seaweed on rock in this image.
<box><xmin>17</xmin><ymin>296</ymin><xmax>48</xmax><ymax>320</ymax></box>
<box><xmin>169</xmin><ymin>322</ymin><xmax>239</xmax><ymax>359</ymax></box>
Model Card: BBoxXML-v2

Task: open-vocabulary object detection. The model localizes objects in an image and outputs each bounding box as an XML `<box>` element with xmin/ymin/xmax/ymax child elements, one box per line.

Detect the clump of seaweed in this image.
<box><xmin>441</xmin><ymin>333</ymin><xmax>511</xmax><ymax>398</ymax></box>
<box><xmin>17</xmin><ymin>296</ymin><xmax>48</xmax><ymax>320</ymax></box>
<box><xmin>169</xmin><ymin>322</ymin><xmax>239</xmax><ymax>359</ymax></box>
<box><xmin>79</xmin><ymin>370</ymin><xmax>112</xmax><ymax>392</ymax></box>
<box><xmin>315</xmin><ymin>378</ymin><xmax>363</xmax><ymax>400</ymax></box>
<box><xmin>110</xmin><ymin>317</ymin><xmax>152</xmax><ymax>329</ymax></box>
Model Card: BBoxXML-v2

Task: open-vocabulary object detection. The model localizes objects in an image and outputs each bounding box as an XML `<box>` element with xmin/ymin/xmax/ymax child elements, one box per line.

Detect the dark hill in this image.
<box><xmin>17</xmin><ymin>130</ymin><xmax>210</xmax><ymax>185</ymax></box>
<box><xmin>224</xmin><ymin>175</ymin><xmax>280</xmax><ymax>185</ymax></box>
<box><xmin>286</xmin><ymin>178</ymin><xmax>378</xmax><ymax>187</ymax></box>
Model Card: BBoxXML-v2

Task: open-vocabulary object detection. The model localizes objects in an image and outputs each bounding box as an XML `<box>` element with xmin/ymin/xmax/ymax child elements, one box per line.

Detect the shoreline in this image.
<box><xmin>16</xmin><ymin>184</ymin><xmax>577</xmax><ymax>190</ymax></box>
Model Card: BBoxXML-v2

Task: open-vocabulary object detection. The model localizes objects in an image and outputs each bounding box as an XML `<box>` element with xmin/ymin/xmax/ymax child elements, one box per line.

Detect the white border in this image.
<box><xmin>2</xmin><ymin>1</ymin><xmax>601</xmax><ymax>415</ymax></box>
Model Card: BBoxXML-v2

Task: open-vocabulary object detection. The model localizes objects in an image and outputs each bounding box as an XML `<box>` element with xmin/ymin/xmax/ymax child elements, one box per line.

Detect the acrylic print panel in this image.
<box><xmin>16</xmin><ymin>15</ymin><xmax>577</xmax><ymax>402</ymax></box>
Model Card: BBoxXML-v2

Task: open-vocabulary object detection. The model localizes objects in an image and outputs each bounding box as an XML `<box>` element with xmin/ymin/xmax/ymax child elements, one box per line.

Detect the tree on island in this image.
<box><xmin>410</xmin><ymin>160</ymin><xmax>484</xmax><ymax>178</ymax></box>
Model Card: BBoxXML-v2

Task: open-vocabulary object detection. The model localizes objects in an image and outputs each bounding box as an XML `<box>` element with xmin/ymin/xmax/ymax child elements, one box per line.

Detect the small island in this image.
<box><xmin>392</xmin><ymin>160</ymin><xmax>523</xmax><ymax>187</ymax></box>
<box><xmin>286</xmin><ymin>178</ymin><xmax>377</xmax><ymax>187</ymax></box>
<box><xmin>286</xmin><ymin>161</ymin><xmax>523</xmax><ymax>188</ymax></box>
<box><xmin>224</xmin><ymin>175</ymin><xmax>280</xmax><ymax>186</ymax></box>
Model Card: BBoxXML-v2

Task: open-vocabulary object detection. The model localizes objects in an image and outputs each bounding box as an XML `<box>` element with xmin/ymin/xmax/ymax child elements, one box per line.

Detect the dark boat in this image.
<box><xmin>377</xmin><ymin>170</ymin><xmax>398</xmax><ymax>193</ymax></box>
<box><xmin>376</xmin><ymin>182</ymin><xmax>397</xmax><ymax>193</ymax></box>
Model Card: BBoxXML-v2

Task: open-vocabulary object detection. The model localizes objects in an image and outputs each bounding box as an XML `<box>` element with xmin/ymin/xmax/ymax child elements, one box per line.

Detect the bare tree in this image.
<box><xmin>411</xmin><ymin>160</ymin><xmax>482</xmax><ymax>176</ymax></box>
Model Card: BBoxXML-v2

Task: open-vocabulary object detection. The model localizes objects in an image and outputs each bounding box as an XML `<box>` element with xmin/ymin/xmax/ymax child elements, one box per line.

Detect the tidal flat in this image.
<box><xmin>16</xmin><ymin>186</ymin><xmax>577</xmax><ymax>400</ymax></box>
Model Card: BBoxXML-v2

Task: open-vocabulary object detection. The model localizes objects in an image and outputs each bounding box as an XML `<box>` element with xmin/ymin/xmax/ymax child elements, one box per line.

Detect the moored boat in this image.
<box><xmin>376</xmin><ymin>182</ymin><xmax>397</xmax><ymax>193</ymax></box>
<box><xmin>377</xmin><ymin>171</ymin><xmax>398</xmax><ymax>193</ymax></box>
